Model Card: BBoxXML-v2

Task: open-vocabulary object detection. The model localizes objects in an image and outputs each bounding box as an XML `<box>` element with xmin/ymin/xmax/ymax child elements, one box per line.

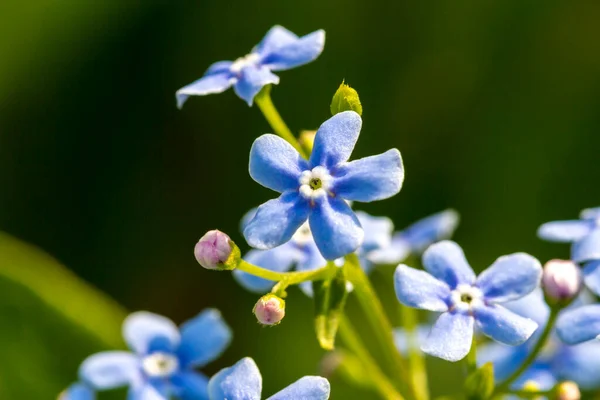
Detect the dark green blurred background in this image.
<box><xmin>2</xmin><ymin>1</ymin><xmax>600</xmax><ymax>399</ymax></box>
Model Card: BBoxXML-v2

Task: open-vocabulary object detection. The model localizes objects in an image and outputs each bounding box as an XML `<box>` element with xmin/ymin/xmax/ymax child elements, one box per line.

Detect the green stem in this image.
<box><xmin>402</xmin><ymin>305</ymin><xmax>429</xmax><ymax>400</ymax></box>
<box><xmin>254</xmin><ymin>86</ymin><xmax>308</xmax><ymax>158</ymax></box>
<box><xmin>493</xmin><ymin>307</ymin><xmax>560</xmax><ymax>395</ymax></box>
<box><xmin>339</xmin><ymin>317</ymin><xmax>404</xmax><ymax>400</ymax></box>
<box><xmin>344</xmin><ymin>254</ymin><xmax>414</xmax><ymax>399</ymax></box>
<box><xmin>237</xmin><ymin>260</ymin><xmax>335</xmax><ymax>285</ymax></box>
<box><xmin>465</xmin><ymin>338</ymin><xmax>477</xmax><ymax>375</ymax></box>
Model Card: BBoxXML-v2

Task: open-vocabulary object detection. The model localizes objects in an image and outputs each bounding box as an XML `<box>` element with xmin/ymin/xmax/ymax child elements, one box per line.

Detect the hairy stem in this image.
<box><xmin>254</xmin><ymin>86</ymin><xmax>308</xmax><ymax>158</ymax></box>
<box><xmin>237</xmin><ymin>260</ymin><xmax>335</xmax><ymax>285</ymax></box>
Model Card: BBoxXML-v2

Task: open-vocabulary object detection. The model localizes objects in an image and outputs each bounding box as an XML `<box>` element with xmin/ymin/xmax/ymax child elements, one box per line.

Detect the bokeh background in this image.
<box><xmin>2</xmin><ymin>1</ymin><xmax>600</xmax><ymax>399</ymax></box>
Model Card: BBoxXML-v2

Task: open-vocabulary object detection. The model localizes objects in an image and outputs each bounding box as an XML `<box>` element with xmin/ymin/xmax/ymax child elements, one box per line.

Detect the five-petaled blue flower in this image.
<box><xmin>364</xmin><ymin>209</ymin><xmax>460</xmax><ymax>269</ymax></box>
<box><xmin>208</xmin><ymin>357</ymin><xmax>330</xmax><ymax>400</ymax></box>
<box><xmin>176</xmin><ymin>26</ymin><xmax>325</xmax><ymax>107</ymax></box>
<box><xmin>479</xmin><ymin>290</ymin><xmax>600</xmax><ymax>390</ymax></box>
<box><xmin>394</xmin><ymin>240</ymin><xmax>542</xmax><ymax>361</ymax></box>
<box><xmin>244</xmin><ymin>111</ymin><xmax>404</xmax><ymax>260</ymax></box>
<box><xmin>538</xmin><ymin>206</ymin><xmax>600</xmax><ymax>295</ymax></box>
<box><xmin>77</xmin><ymin>310</ymin><xmax>231</xmax><ymax>399</ymax></box>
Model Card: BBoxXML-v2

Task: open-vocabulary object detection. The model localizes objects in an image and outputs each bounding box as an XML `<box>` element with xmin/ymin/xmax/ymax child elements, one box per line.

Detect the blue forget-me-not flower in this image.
<box><xmin>394</xmin><ymin>240</ymin><xmax>542</xmax><ymax>361</ymax></box>
<box><xmin>479</xmin><ymin>290</ymin><xmax>600</xmax><ymax>390</ymax></box>
<box><xmin>244</xmin><ymin>111</ymin><xmax>404</xmax><ymax>260</ymax></box>
<box><xmin>60</xmin><ymin>383</ymin><xmax>95</xmax><ymax>400</ymax></box>
<box><xmin>556</xmin><ymin>304</ymin><xmax>600</xmax><ymax>346</ymax></box>
<box><xmin>77</xmin><ymin>310</ymin><xmax>231</xmax><ymax>399</ymax></box>
<box><xmin>208</xmin><ymin>357</ymin><xmax>330</xmax><ymax>400</ymax></box>
<box><xmin>176</xmin><ymin>26</ymin><xmax>325</xmax><ymax>107</ymax></box>
<box><xmin>538</xmin><ymin>207</ymin><xmax>600</xmax><ymax>295</ymax></box>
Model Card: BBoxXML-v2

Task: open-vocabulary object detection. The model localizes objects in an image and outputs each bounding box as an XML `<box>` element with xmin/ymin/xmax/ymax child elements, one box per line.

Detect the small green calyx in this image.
<box><xmin>465</xmin><ymin>362</ymin><xmax>494</xmax><ymax>400</ymax></box>
<box><xmin>330</xmin><ymin>81</ymin><xmax>362</xmax><ymax>116</ymax></box>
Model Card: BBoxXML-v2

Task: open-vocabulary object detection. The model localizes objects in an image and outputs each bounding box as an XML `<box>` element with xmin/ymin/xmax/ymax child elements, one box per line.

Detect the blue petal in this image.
<box><xmin>233</xmin><ymin>66</ymin><xmax>279</xmax><ymax>106</ymax></box>
<box><xmin>393</xmin><ymin>326</ymin><xmax>431</xmax><ymax>354</ymax></box>
<box><xmin>332</xmin><ymin>149</ymin><xmax>404</xmax><ymax>202</ymax></box>
<box><xmin>477</xmin><ymin>342</ymin><xmax>527</xmax><ymax>382</ymax></box>
<box><xmin>266</xmin><ymin>376</ymin><xmax>330</xmax><ymax>400</ymax></box>
<box><xmin>261</xmin><ymin>30</ymin><xmax>325</xmax><ymax>72</ymax></box>
<box><xmin>309</xmin><ymin>196</ymin><xmax>363</xmax><ymax>260</ymax></box>
<box><xmin>355</xmin><ymin>211</ymin><xmax>394</xmax><ymax>253</ymax></box>
<box><xmin>572</xmin><ymin>228</ymin><xmax>600</xmax><ymax>263</ymax></box>
<box><xmin>309</xmin><ymin>112</ymin><xmax>362</xmax><ymax>169</ymax></box>
<box><xmin>208</xmin><ymin>357</ymin><xmax>262</xmax><ymax>400</ymax></box>
<box><xmin>554</xmin><ymin>340</ymin><xmax>600</xmax><ymax>389</ymax></box>
<box><xmin>556</xmin><ymin>305</ymin><xmax>600</xmax><ymax>344</ymax></box>
<box><xmin>513</xmin><ymin>365</ymin><xmax>556</xmax><ymax>391</ymax></box>
<box><xmin>503</xmin><ymin>289</ymin><xmax>550</xmax><ymax>328</ymax></box>
<box><xmin>421</xmin><ymin>311</ymin><xmax>474</xmax><ymax>362</ymax></box>
<box><xmin>394</xmin><ymin>264</ymin><xmax>450</xmax><ymax>312</ymax></box>
<box><xmin>367</xmin><ymin>235</ymin><xmax>411</xmax><ymax>265</ymax></box>
<box><xmin>296</xmin><ymin>243</ymin><xmax>327</xmax><ymax>296</ymax></box>
<box><xmin>249</xmin><ymin>134</ymin><xmax>307</xmax><ymax>193</ymax></box>
<box><xmin>79</xmin><ymin>351</ymin><xmax>139</xmax><ymax>390</ymax></box>
<box><xmin>422</xmin><ymin>241</ymin><xmax>476</xmax><ymax>289</ymax></box>
<box><xmin>128</xmin><ymin>383</ymin><xmax>167</xmax><ymax>400</ymax></box>
<box><xmin>476</xmin><ymin>253</ymin><xmax>542</xmax><ymax>303</ymax></box>
<box><xmin>580</xmin><ymin>206</ymin><xmax>600</xmax><ymax>220</ymax></box>
<box><xmin>240</xmin><ymin>208</ymin><xmax>258</xmax><ymax>233</ymax></box>
<box><xmin>176</xmin><ymin>72</ymin><xmax>234</xmax><ymax>109</ymax></box>
<box><xmin>123</xmin><ymin>312</ymin><xmax>180</xmax><ymax>355</ymax></box>
<box><xmin>234</xmin><ymin>246</ymin><xmax>299</xmax><ymax>293</ymax></box>
<box><xmin>171</xmin><ymin>372</ymin><xmax>209</xmax><ymax>400</ymax></box>
<box><xmin>205</xmin><ymin>61</ymin><xmax>233</xmax><ymax>74</ymax></box>
<box><xmin>474</xmin><ymin>305</ymin><xmax>538</xmax><ymax>346</ymax></box>
<box><xmin>537</xmin><ymin>220</ymin><xmax>591</xmax><ymax>242</ymax></box>
<box><xmin>61</xmin><ymin>383</ymin><xmax>95</xmax><ymax>400</ymax></box>
<box><xmin>254</xmin><ymin>26</ymin><xmax>299</xmax><ymax>56</ymax></box>
<box><xmin>244</xmin><ymin>192</ymin><xmax>310</xmax><ymax>250</ymax></box>
<box><xmin>177</xmin><ymin>309</ymin><xmax>232</xmax><ymax>368</ymax></box>
<box><xmin>401</xmin><ymin>209</ymin><xmax>460</xmax><ymax>252</ymax></box>
<box><xmin>583</xmin><ymin>260</ymin><xmax>600</xmax><ymax>296</ymax></box>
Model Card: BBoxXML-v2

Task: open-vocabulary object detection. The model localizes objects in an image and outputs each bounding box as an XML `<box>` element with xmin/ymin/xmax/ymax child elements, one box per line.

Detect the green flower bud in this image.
<box><xmin>464</xmin><ymin>362</ymin><xmax>494</xmax><ymax>400</ymax></box>
<box><xmin>330</xmin><ymin>81</ymin><xmax>362</xmax><ymax>116</ymax></box>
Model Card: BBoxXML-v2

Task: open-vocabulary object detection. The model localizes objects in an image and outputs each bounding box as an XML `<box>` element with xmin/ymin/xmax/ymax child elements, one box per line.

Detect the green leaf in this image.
<box><xmin>0</xmin><ymin>231</ymin><xmax>127</xmax><ymax>398</ymax></box>
<box><xmin>330</xmin><ymin>81</ymin><xmax>363</xmax><ymax>116</ymax></box>
<box><xmin>465</xmin><ymin>362</ymin><xmax>495</xmax><ymax>400</ymax></box>
<box><xmin>313</xmin><ymin>268</ymin><xmax>349</xmax><ymax>350</ymax></box>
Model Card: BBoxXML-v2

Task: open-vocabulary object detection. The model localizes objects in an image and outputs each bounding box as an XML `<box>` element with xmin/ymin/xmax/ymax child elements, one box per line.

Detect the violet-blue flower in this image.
<box><xmin>60</xmin><ymin>383</ymin><xmax>95</xmax><ymax>400</ymax></box>
<box><xmin>556</xmin><ymin>304</ymin><xmax>600</xmax><ymax>345</ymax></box>
<box><xmin>176</xmin><ymin>26</ymin><xmax>325</xmax><ymax>107</ymax></box>
<box><xmin>479</xmin><ymin>290</ymin><xmax>600</xmax><ymax>390</ymax></box>
<box><xmin>538</xmin><ymin>207</ymin><xmax>600</xmax><ymax>295</ymax></box>
<box><xmin>244</xmin><ymin>111</ymin><xmax>404</xmax><ymax>260</ymax></box>
<box><xmin>394</xmin><ymin>240</ymin><xmax>542</xmax><ymax>361</ymax></box>
<box><xmin>77</xmin><ymin>309</ymin><xmax>231</xmax><ymax>399</ymax></box>
<box><xmin>207</xmin><ymin>357</ymin><xmax>330</xmax><ymax>400</ymax></box>
<box><xmin>367</xmin><ymin>209</ymin><xmax>460</xmax><ymax>267</ymax></box>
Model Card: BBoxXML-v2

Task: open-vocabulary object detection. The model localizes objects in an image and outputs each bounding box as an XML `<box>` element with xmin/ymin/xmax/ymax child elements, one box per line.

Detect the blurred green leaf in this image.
<box><xmin>465</xmin><ymin>362</ymin><xmax>494</xmax><ymax>400</ymax></box>
<box><xmin>0</xmin><ymin>231</ymin><xmax>127</xmax><ymax>398</ymax></box>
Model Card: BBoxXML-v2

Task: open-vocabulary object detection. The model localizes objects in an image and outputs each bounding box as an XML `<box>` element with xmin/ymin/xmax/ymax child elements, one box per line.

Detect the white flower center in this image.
<box><xmin>299</xmin><ymin>166</ymin><xmax>333</xmax><ymax>200</ymax></box>
<box><xmin>450</xmin><ymin>284</ymin><xmax>484</xmax><ymax>312</ymax></box>
<box><xmin>142</xmin><ymin>352</ymin><xmax>179</xmax><ymax>378</ymax></box>
<box><xmin>292</xmin><ymin>222</ymin><xmax>313</xmax><ymax>246</ymax></box>
<box><xmin>230</xmin><ymin>53</ymin><xmax>260</xmax><ymax>74</ymax></box>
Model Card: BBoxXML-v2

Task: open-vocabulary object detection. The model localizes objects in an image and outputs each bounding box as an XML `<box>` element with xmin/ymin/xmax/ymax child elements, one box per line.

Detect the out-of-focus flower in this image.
<box><xmin>394</xmin><ymin>240</ymin><xmax>542</xmax><ymax>361</ymax></box>
<box><xmin>244</xmin><ymin>111</ymin><xmax>404</xmax><ymax>260</ymax></box>
<box><xmin>542</xmin><ymin>259</ymin><xmax>582</xmax><ymax>303</ymax></box>
<box><xmin>208</xmin><ymin>357</ymin><xmax>330</xmax><ymax>400</ymax></box>
<box><xmin>176</xmin><ymin>26</ymin><xmax>325</xmax><ymax>107</ymax></box>
<box><xmin>59</xmin><ymin>383</ymin><xmax>95</xmax><ymax>400</ymax></box>
<box><xmin>479</xmin><ymin>290</ymin><xmax>600</xmax><ymax>391</ymax></box>
<box><xmin>556</xmin><ymin>304</ymin><xmax>600</xmax><ymax>345</ymax></box>
<box><xmin>77</xmin><ymin>310</ymin><xmax>232</xmax><ymax>399</ymax></box>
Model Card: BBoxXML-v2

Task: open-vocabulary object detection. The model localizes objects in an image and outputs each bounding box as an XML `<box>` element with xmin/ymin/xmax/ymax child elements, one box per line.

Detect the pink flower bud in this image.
<box><xmin>253</xmin><ymin>294</ymin><xmax>285</xmax><ymax>326</ymax></box>
<box><xmin>542</xmin><ymin>259</ymin><xmax>582</xmax><ymax>301</ymax></box>
<box><xmin>194</xmin><ymin>230</ymin><xmax>236</xmax><ymax>270</ymax></box>
<box><xmin>557</xmin><ymin>381</ymin><xmax>580</xmax><ymax>400</ymax></box>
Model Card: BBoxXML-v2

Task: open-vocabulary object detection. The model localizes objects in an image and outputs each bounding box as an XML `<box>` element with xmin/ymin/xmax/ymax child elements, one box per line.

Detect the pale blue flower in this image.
<box><xmin>244</xmin><ymin>111</ymin><xmax>404</xmax><ymax>260</ymax></box>
<box><xmin>394</xmin><ymin>240</ymin><xmax>542</xmax><ymax>361</ymax></box>
<box><xmin>556</xmin><ymin>304</ymin><xmax>600</xmax><ymax>345</ymax></box>
<box><xmin>78</xmin><ymin>310</ymin><xmax>231</xmax><ymax>400</ymax></box>
<box><xmin>60</xmin><ymin>383</ymin><xmax>95</xmax><ymax>400</ymax></box>
<box><xmin>208</xmin><ymin>357</ymin><xmax>330</xmax><ymax>400</ymax></box>
<box><xmin>176</xmin><ymin>26</ymin><xmax>325</xmax><ymax>107</ymax></box>
<box><xmin>479</xmin><ymin>290</ymin><xmax>600</xmax><ymax>390</ymax></box>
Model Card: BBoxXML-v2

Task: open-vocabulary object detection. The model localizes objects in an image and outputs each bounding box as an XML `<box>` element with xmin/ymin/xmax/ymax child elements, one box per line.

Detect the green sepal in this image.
<box><xmin>465</xmin><ymin>362</ymin><xmax>495</xmax><ymax>400</ymax></box>
<box><xmin>313</xmin><ymin>268</ymin><xmax>349</xmax><ymax>350</ymax></box>
<box><xmin>220</xmin><ymin>238</ymin><xmax>241</xmax><ymax>271</ymax></box>
<box><xmin>330</xmin><ymin>81</ymin><xmax>363</xmax><ymax>116</ymax></box>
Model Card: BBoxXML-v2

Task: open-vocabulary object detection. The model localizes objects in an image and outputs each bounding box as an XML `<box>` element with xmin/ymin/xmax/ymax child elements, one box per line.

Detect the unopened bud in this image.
<box><xmin>542</xmin><ymin>259</ymin><xmax>582</xmax><ymax>303</ymax></box>
<box><xmin>330</xmin><ymin>81</ymin><xmax>362</xmax><ymax>116</ymax></box>
<box><xmin>253</xmin><ymin>294</ymin><xmax>285</xmax><ymax>326</ymax></box>
<box><xmin>556</xmin><ymin>381</ymin><xmax>580</xmax><ymax>400</ymax></box>
<box><xmin>194</xmin><ymin>230</ymin><xmax>240</xmax><ymax>270</ymax></box>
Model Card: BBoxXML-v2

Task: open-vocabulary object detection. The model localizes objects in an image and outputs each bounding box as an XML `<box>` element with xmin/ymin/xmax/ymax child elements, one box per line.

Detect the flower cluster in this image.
<box><xmin>62</xmin><ymin>24</ymin><xmax>600</xmax><ymax>400</ymax></box>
